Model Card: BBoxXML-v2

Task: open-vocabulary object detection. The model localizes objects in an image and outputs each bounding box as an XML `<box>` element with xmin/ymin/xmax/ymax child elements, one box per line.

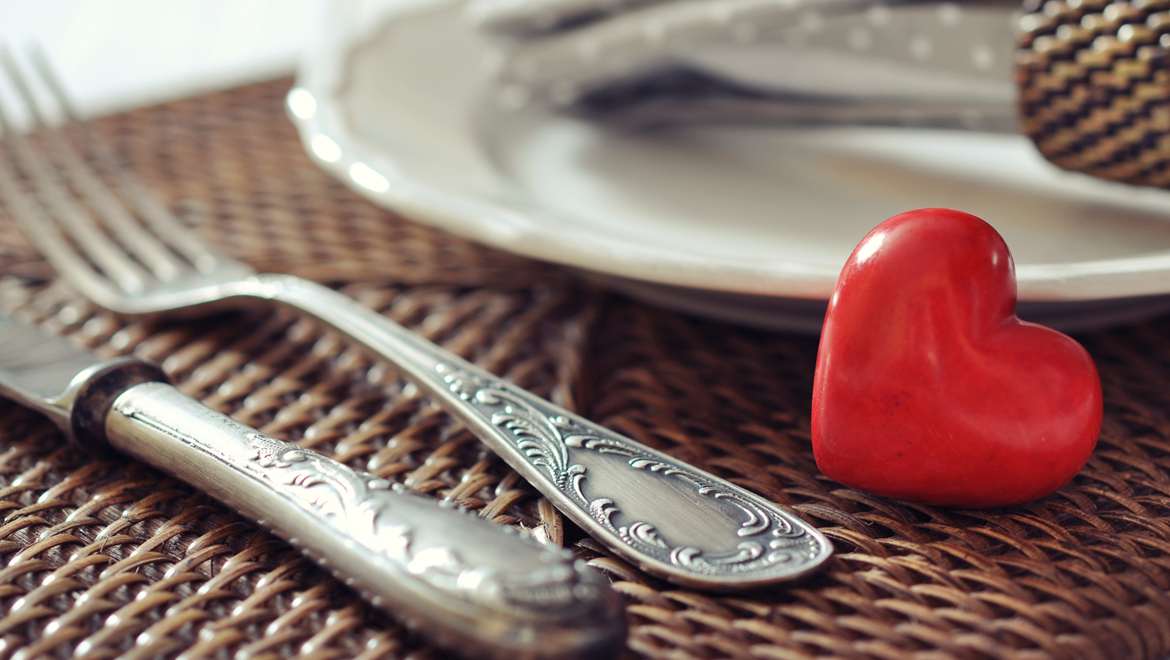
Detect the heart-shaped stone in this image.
<box><xmin>812</xmin><ymin>209</ymin><xmax>1102</xmax><ymax>508</ymax></box>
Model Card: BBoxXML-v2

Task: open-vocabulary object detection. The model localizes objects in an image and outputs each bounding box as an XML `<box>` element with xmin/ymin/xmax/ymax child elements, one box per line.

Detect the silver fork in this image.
<box><xmin>0</xmin><ymin>48</ymin><xmax>831</xmax><ymax>591</ymax></box>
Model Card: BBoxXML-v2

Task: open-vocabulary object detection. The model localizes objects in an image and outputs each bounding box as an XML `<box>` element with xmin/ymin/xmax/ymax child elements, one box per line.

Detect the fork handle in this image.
<box><xmin>256</xmin><ymin>274</ymin><xmax>831</xmax><ymax>590</ymax></box>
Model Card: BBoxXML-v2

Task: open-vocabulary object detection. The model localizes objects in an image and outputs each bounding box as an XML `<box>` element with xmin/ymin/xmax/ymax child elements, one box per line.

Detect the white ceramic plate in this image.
<box><xmin>290</xmin><ymin>0</ymin><xmax>1170</xmax><ymax>333</ymax></box>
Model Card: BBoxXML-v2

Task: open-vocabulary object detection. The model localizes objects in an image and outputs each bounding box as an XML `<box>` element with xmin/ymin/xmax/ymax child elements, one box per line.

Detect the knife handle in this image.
<box><xmin>256</xmin><ymin>275</ymin><xmax>833</xmax><ymax>590</ymax></box>
<box><xmin>103</xmin><ymin>381</ymin><xmax>624</xmax><ymax>660</ymax></box>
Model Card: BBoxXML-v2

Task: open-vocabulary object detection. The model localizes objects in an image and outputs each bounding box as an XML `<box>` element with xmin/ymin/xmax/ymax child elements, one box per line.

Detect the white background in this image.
<box><xmin>0</xmin><ymin>0</ymin><xmax>318</xmax><ymax>117</ymax></box>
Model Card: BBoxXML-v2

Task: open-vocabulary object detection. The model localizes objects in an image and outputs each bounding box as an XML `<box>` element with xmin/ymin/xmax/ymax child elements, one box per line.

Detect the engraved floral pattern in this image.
<box><xmin>238</xmin><ymin>432</ymin><xmax>591</xmax><ymax>614</ymax></box>
<box><xmin>120</xmin><ymin>400</ymin><xmax>595</xmax><ymax>617</ymax></box>
<box><xmin>437</xmin><ymin>362</ymin><xmax>831</xmax><ymax>580</ymax></box>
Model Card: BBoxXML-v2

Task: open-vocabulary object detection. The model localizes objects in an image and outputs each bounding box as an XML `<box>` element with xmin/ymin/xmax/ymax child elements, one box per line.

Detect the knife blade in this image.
<box><xmin>0</xmin><ymin>316</ymin><xmax>625</xmax><ymax>660</ymax></box>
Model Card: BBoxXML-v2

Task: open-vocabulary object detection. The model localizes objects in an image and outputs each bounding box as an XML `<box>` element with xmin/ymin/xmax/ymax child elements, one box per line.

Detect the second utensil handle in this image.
<box><xmin>256</xmin><ymin>274</ymin><xmax>832</xmax><ymax>589</ymax></box>
<box><xmin>103</xmin><ymin>381</ymin><xmax>622</xmax><ymax>660</ymax></box>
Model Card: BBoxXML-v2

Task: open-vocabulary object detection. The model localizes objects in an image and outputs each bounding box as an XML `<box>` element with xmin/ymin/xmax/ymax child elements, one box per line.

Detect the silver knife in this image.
<box><xmin>0</xmin><ymin>316</ymin><xmax>625</xmax><ymax>660</ymax></box>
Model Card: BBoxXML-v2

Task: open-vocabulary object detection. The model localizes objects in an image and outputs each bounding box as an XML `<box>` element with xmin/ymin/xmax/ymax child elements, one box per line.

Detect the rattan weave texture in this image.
<box><xmin>1016</xmin><ymin>0</ymin><xmax>1170</xmax><ymax>187</ymax></box>
<box><xmin>0</xmin><ymin>79</ymin><xmax>1168</xmax><ymax>660</ymax></box>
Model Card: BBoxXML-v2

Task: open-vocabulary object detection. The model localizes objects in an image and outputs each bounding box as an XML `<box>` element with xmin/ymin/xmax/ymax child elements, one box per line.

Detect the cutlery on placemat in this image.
<box><xmin>0</xmin><ymin>47</ymin><xmax>832</xmax><ymax>590</ymax></box>
<box><xmin>0</xmin><ymin>315</ymin><xmax>624</xmax><ymax>660</ymax></box>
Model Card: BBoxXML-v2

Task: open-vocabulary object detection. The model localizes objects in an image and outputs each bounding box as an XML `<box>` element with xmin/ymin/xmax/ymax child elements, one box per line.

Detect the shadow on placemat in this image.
<box><xmin>0</xmin><ymin>78</ymin><xmax>1165</xmax><ymax>660</ymax></box>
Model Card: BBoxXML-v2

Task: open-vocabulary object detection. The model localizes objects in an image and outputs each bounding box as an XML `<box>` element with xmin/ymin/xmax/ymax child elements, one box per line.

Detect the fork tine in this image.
<box><xmin>3</xmin><ymin>49</ymin><xmax>189</xmax><ymax>283</ymax></box>
<box><xmin>0</xmin><ymin>47</ymin><xmax>149</xmax><ymax>295</ymax></box>
<box><xmin>0</xmin><ymin>117</ymin><xmax>118</xmax><ymax>304</ymax></box>
<box><xmin>30</xmin><ymin>47</ymin><xmax>225</xmax><ymax>275</ymax></box>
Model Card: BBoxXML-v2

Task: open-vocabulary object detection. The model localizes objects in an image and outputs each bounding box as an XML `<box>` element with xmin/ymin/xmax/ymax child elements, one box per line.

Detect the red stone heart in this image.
<box><xmin>812</xmin><ymin>209</ymin><xmax>1102</xmax><ymax>508</ymax></box>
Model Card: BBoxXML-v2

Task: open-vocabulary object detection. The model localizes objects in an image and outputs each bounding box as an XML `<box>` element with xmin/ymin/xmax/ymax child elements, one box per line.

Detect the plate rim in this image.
<box><xmin>289</xmin><ymin>0</ymin><xmax>1170</xmax><ymax>305</ymax></box>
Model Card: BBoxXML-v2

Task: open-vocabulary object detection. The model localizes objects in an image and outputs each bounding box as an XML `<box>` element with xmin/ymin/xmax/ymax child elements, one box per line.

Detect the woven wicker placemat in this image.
<box><xmin>0</xmin><ymin>78</ymin><xmax>1169</xmax><ymax>660</ymax></box>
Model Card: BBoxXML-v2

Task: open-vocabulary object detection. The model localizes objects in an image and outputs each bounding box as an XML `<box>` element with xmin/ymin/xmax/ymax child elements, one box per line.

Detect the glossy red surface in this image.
<box><xmin>811</xmin><ymin>209</ymin><xmax>1102</xmax><ymax>508</ymax></box>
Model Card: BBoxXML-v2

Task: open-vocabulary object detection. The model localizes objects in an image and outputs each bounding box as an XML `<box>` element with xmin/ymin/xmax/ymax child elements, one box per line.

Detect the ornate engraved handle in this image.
<box><xmin>104</xmin><ymin>382</ymin><xmax>624</xmax><ymax>660</ymax></box>
<box><xmin>260</xmin><ymin>276</ymin><xmax>833</xmax><ymax>589</ymax></box>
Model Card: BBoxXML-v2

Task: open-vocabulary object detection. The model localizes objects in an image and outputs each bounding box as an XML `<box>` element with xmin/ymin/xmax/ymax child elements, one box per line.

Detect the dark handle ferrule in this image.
<box><xmin>68</xmin><ymin>357</ymin><xmax>168</xmax><ymax>456</ymax></box>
